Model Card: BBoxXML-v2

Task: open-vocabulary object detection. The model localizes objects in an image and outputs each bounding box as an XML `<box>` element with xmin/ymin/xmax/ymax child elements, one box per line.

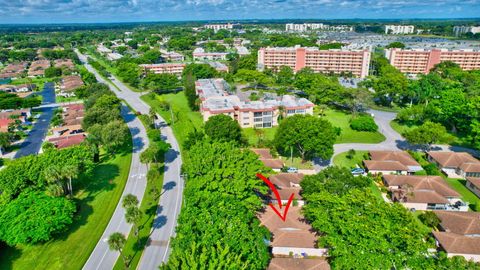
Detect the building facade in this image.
<box><xmin>384</xmin><ymin>25</ymin><xmax>415</xmax><ymax>34</ymax></box>
<box><xmin>453</xmin><ymin>26</ymin><xmax>480</xmax><ymax>36</ymax></box>
<box><xmin>141</xmin><ymin>63</ymin><xmax>186</xmax><ymax>77</ymax></box>
<box><xmin>258</xmin><ymin>46</ymin><xmax>371</xmax><ymax>78</ymax></box>
<box><xmin>195</xmin><ymin>79</ymin><xmax>314</xmax><ymax>128</ymax></box>
<box><xmin>204</xmin><ymin>23</ymin><xmax>239</xmax><ymax>32</ymax></box>
<box><xmin>193</xmin><ymin>48</ymin><xmax>228</xmax><ymax>61</ymax></box>
<box><xmin>385</xmin><ymin>48</ymin><xmax>480</xmax><ymax>74</ymax></box>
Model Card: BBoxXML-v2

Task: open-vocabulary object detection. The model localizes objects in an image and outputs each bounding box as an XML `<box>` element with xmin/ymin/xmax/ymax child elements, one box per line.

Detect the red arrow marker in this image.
<box><xmin>257</xmin><ymin>173</ymin><xmax>295</xmax><ymax>221</ymax></box>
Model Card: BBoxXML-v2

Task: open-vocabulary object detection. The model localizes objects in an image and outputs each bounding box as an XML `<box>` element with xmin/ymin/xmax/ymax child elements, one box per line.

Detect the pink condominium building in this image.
<box><xmin>385</xmin><ymin>48</ymin><xmax>480</xmax><ymax>74</ymax></box>
<box><xmin>257</xmin><ymin>45</ymin><xmax>371</xmax><ymax>78</ymax></box>
<box><xmin>196</xmin><ymin>79</ymin><xmax>314</xmax><ymax>128</ymax></box>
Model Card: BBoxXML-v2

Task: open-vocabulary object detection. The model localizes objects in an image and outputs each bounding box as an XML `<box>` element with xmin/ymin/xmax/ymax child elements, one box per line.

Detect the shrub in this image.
<box><xmin>423</xmin><ymin>163</ymin><xmax>442</xmax><ymax>176</ymax></box>
<box><xmin>350</xmin><ymin>116</ymin><xmax>378</xmax><ymax>132</ymax></box>
<box><xmin>418</xmin><ymin>211</ymin><xmax>441</xmax><ymax>228</ymax></box>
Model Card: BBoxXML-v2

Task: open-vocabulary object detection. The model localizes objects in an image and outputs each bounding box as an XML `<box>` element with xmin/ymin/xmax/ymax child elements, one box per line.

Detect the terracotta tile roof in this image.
<box><xmin>28</xmin><ymin>60</ymin><xmax>50</xmax><ymax>76</ymax></box>
<box><xmin>363</xmin><ymin>160</ymin><xmax>408</xmax><ymax>171</ymax></box>
<box><xmin>433</xmin><ymin>231</ymin><xmax>480</xmax><ymax>255</ymax></box>
<box><xmin>258</xmin><ymin>206</ymin><xmax>317</xmax><ymax>248</ymax></box>
<box><xmin>0</xmin><ymin>118</ymin><xmax>14</xmax><ymax>132</ymax></box>
<box><xmin>460</xmin><ymin>163</ymin><xmax>480</xmax><ymax>173</ymax></box>
<box><xmin>384</xmin><ymin>175</ymin><xmax>460</xmax><ymax>198</ymax></box>
<box><xmin>428</xmin><ymin>151</ymin><xmax>480</xmax><ymax>168</ymax></box>
<box><xmin>252</xmin><ymin>148</ymin><xmax>274</xmax><ymax>159</ymax></box>
<box><xmin>63</xmin><ymin>103</ymin><xmax>84</xmax><ymax>111</ymax></box>
<box><xmin>268</xmin><ymin>258</ymin><xmax>330</xmax><ymax>270</ymax></box>
<box><xmin>435</xmin><ymin>211</ymin><xmax>480</xmax><ymax>235</ymax></box>
<box><xmin>61</xmin><ymin>75</ymin><xmax>84</xmax><ymax>92</ymax></box>
<box><xmin>261</xmin><ymin>159</ymin><xmax>284</xmax><ymax>169</ymax></box>
<box><xmin>467</xmin><ymin>177</ymin><xmax>480</xmax><ymax>190</ymax></box>
<box><xmin>49</xmin><ymin>134</ymin><xmax>86</xmax><ymax>149</ymax></box>
<box><xmin>270</xmin><ymin>173</ymin><xmax>304</xmax><ymax>188</ymax></box>
<box><xmin>370</xmin><ymin>150</ymin><xmax>421</xmax><ymax>167</ymax></box>
<box><xmin>54</xmin><ymin>59</ymin><xmax>75</xmax><ymax>69</ymax></box>
<box><xmin>392</xmin><ymin>189</ymin><xmax>450</xmax><ymax>204</ymax></box>
<box><xmin>276</xmin><ymin>187</ymin><xmax>302</xmax><ymax>201</ymax></box>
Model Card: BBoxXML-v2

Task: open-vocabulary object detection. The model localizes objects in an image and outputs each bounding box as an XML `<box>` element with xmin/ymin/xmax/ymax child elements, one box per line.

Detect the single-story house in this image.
<box><xmin>48</xmin><ymin>134</ymin><xmax>86</xmax><ymax>149</ymax></box>
<box><xmin>466</xmin><ymin>177</ymin><xmax>480</xmax><ymax>198</ymax></box>
<box><xmin>435</xmin><ymin>211</ymin><xmax>480</xmax><ymax>235</ymax></box>
<box><xmin>369</xmin><ymin>151</ymin><xmax>423</xmax><ymax>174</ymax></box>
<box><xmin>433</xmin><ymin>231</ymin><xmax>480</xmax><ymax>263</ymax></box>
<box><xmin>260</xmin><ymin>159</ymin><xmax>284</xmax><ymax>172</ymax></box>
<box><xmin>427</xmin><ymin>151</ymin><xmax>480</xmax><ymax>178</ymax></box>
<box><xmin>383</xmin><ymin>175</ymin><xmax>467</xmax><ymax>211</ymax></box>
<box><xmin>52</xmin><ymin>124</ymin><xmax>84</xmax><ymax>137</ymax></box>
<box><xmin>252</xmin><ymin>148</ymin><xmax>274</xmax><ymax>159</ymax></box>
<box><xmin>363</xmin><ymin>160</ymin><xmax>409</xmax><ymax>175</ymax></box>
<box><xmin>268</xmin><ymin>173</ymin><xmax>304</xmax><ymax>205</ymax></box>
<box><xmin>0</xmin><ymin>118</ymin><xmax>14</xmax><ymax>132</ymax></box>
<box><xmin>267</xmin><ymin>258</ymin><xmax>330</xmax><ymax>270</ymax></box>
<box><xmin>0</xmin><ymin>109</ymin><xmax>31</xmax><ymax>123</ymax></box>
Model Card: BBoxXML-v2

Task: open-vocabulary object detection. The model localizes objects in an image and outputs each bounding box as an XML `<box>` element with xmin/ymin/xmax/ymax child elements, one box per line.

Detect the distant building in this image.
<box><xmin>193</xmin><ymin>48</ymin><xmax>228</xmax><ymax>61</ymax></box>
<box><xmin>54</xmin><ymin>59</ymin><xmax>75</xmax><ymax>70</ymax></box>
<box><xmin>141</xmin><ymin>63</ymin><xmax>186</xmax><ymax>77</ymax></box>
<box><xmin>385</xmin><ymin>48</ymin><xmax>480</xmax><ymax>74</ymax></box>
<box><xmin>204</xmin><ymin>23</ymin><xmax>240</xmax><ymax>32</ymax></box>
<box><xmin>206</xmin><ymin>61</ymin><xmax>229</xmax><ymax>72</ymax></box>
<box><xmin>384</xmin><ymin>25</ymin><xmax>415</xmax><ymax>35</ymax></box>
<box><xmin>285</xmin><ymin>23</ymin><xmax>353</xmax><ymax>32</ymax></box>
<box><xmin>195</xmin><ymin>78</ymin><xmax>314</xmax><ymax>128</ymax></box>
<box><xmin>453</xmin><ymin>26</ymin><xmax>480</xmax><ymax>36</ymax></box>
<box><xmin>28</xmin><ymin>60</ymin><xmax>50</xmax><ymax>77</ymax></box>
<box><xmin>106</xmin><ymin>53</ymin><xmax>123</xmax><ymax>61</ymax></box>
<box><xmin>235</xmin><ymin>46</ymin><xmax>250</xmax><ymax>56</ymax></box>
<box><xmin>159</xmin><ymin>50</ymin><xmax>184</xmax><ymax>62</ymax></box>
<box><xmin>258</xmin><ymin>46</ymin><xmax>371</xmax><ymax>78</ymax></box>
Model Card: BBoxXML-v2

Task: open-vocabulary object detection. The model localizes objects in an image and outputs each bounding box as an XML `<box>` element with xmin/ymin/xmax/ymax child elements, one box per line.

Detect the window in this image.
<box><xmin>296</xmin><ymin>109</ymin><xmax>305</xmax><ymax>114</ymax></box>
<box><xmin>287</xmin><ymin>109</ymin><xmax>295</xmax><ymax>114</ymax></box>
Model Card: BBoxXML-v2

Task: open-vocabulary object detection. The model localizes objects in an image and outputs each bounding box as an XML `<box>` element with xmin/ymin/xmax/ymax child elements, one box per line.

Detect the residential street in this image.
<box><xmin>14</xmin><ymin>82</ymin><xmax>56</xmax><ymax>158</ymax></box>
<box><xmin>76</xmin><ymin>50</ymin><xmax>184</xmax><ymax>270</ymax></box>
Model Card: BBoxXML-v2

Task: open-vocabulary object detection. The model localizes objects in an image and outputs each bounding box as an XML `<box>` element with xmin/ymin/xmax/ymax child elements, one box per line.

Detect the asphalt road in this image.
<box><xmin>14</xmin><ymin>82</ymin><xmax>56</xmax><ymax>158</ymax></box>
<box><xmin>76</xmin><ymin>50</ymin><xmax>184</xmax><ymax>270</ymax></box>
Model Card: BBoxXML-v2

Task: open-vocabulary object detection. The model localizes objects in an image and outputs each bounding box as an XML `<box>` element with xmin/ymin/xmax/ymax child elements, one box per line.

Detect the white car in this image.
<box><xmin>286</xmin><ymin>167</ymin><xmax>298</xmax><ymax>173</ymax></box>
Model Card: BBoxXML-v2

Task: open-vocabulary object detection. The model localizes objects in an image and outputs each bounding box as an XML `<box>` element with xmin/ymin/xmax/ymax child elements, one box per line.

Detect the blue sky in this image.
<box><xmin>0</xmin><ymin>0</ymin><xmax>479</xmax><ymax>24</ymax></box>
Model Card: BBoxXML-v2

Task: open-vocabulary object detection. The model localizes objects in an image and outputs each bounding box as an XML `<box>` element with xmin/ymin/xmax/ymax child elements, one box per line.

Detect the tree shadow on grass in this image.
<box><xmin>0</xmin><ymin>242</ymin><xmax>22</xmax><ymax>270</ymax></box>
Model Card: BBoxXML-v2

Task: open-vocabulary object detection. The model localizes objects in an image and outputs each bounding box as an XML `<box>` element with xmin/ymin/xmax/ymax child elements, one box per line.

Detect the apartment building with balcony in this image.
<box><xmin>258</xmin><ymin>45</ymin><xmax>371</xmax><ymax>78</ymax></box>
<box><xmin>195</xmin><ymin>78</ymin><xmax>314</xmax><ymax>128</ymax></box>
<box><xmin>384</xmin><ymin>25</ymin><xmax>415</xmax><ymax>34</ymax></box>
<box><xmin>385</xmin><ymin>48</ymin><xmax>480</xmax><ymax>74</ymax></box>
<box><xmin>193</xmin><ymin>48</ymin><xmax>228</xmax><ymax>61</ymax></box>
<box><xmin>140</xmin><ymin>63</ymin><xmax>186</xmax><ymax>77</ymax></box>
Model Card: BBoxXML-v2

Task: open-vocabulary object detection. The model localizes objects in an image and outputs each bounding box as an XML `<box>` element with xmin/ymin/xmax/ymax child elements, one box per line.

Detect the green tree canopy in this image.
<box><xmin>204</xmin><ymin>114</ymin><xmax>242</xmax><ymax>143</ymax></box>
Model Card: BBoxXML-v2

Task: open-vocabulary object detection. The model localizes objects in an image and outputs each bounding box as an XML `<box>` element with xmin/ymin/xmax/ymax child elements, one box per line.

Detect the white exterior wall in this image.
<box><xmin>447</xmin><ymin>253</ymin><xmax>480</xmax><ymax>263</ymax></box>
<box><xmin>402</xmin><ymin>202</ymin><xmax>428</xmax><ymax>211</ymax></box>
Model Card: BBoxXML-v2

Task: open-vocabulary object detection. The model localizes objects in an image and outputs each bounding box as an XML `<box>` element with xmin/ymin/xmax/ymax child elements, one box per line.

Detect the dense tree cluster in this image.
<box><xmin>204</xmin><ymin>114</ymin><xmax>242</xmax><ymax>143</ymax></box>
<box><xmin>0</xmin><ymin>91</ymin><xmax>41</xmax><ymax>110</ymax></box>
<box><xmin>275</xmin><ymin>114</ymin><xmax>338</xmax><ymax>161</ymax></box>
<box><xmin>161</xmin><ymin>141</ymin><xmax>270</xmax><ymax>269</ymax></box>
<box><xmin>349</xmin><ymin>115</ymin><xmax>378</xmax><ymax>132</ymax></box>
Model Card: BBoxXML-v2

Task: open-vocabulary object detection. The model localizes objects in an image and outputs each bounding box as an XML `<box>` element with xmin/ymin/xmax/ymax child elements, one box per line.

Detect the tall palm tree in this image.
<box><xmin>108</xmin><ymin>232</ymin><xmax>128</xmax><ymax>268</ymax></box>
<box><xmin>43</xmin><ymin>165</ymin><xmax>66</xmax><ymax>195</ymax></box>
<box><xmin>122</xmin><ymin>194</ymin><xmax>139</xmax><ymax>209</ymax></box>
<box><xmin>125</xmin><ymin>206</ymin><xmax>143</xmax><ymax>245</ymax></box>
<box><xmin>62</xmin><ymin>164</ymin><xmax>79</xmax><ymax>197</ymax></box>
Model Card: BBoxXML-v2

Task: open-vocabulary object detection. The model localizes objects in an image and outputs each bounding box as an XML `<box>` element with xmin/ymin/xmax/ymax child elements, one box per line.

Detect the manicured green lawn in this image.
<box><xmin>0</xmin><ymin>142</ymin><xmax>133</xmax><ymax>270</ymax></box>
<box><xmin>369</xmin><ymin>182</ymin><xmax>384</xmax><ymax>202</ymax></box>
<box><xmin>333</xmin><ymin>150</ymin><xmax>368</xmax><ymax>169</ymax></box>
<box><xmin>445</xmin><ymin>178</ymin><xmax>480</xmax><ymax>211</ymax></box>
<box><xmin>280</xmin><ymin>156</ymin><xmax>313</xmax><ymax>170</ymax></box>
<box><xmin>321</xmin><ymin>110</ymin><xmax>385</xmax><ymax>144</ymax></box>
<box><xmin>242</xmin><ymin>127</ymin><xmax>277</xmax><ymax>146</ymax></box>
<box><xmin>113</xmin><ymin>163</ymin><xmax>164</xmax><ymax>270</ymax></box>
<box><xmin>390</xmin><ymin>120</ymin><xmax>417</xmax><ymax>136</ymax></box>
<box><xmin>141</xmin><ymin>92</ymin><xmax>203</xmax><ymax>149</ymax></box>
<box><xmin>11</xmin><ymin>77</ymin><xmax>53</xmax><ymax>91</ymax></box>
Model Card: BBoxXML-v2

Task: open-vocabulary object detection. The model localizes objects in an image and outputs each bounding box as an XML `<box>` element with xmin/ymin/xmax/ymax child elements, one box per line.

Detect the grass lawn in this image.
<box><xmin>11</xmin><ymin>77</ymin><xmax>54</xmax><ymax>91</ymax></box>
<box><xmin>445</xmin><ymin>178</ymin><xmax>480</xmax><ymax>211</ymax></box>
<box><xmin>332</xmin><ymin>150</ymin><xmax>368</xmax><ymax>169</ymax></box>
<box><xmin>390</xmin><ymin>120</ymin><xmax>417</xmax><ymax>136</ymax></box>
<box><xmin>369</xmin><ymin>182</ymin><xmax>384</xmax><ymax>201</ymax></box>
<box><xmin>0</xmin><ymin>142</ymin><xmax>133</xmax><ymax>270</ymax></box>
<box><xmin>141</xmin><ymin>92</ymin><xmax>203</xmax><ymax>149</ymax></box>
<box><xmin>280</xmin><ymin>156</ymin><xmax>313</xmax><ymax>170</ymax></box>
<box><xmin>242</xmin><ymin>127</ymin><xmax>277</xmax><ymax>146</ymax></box>
<box><xmin>113</xmin><ymin>163</ymin><xmax>164</xmax><ymax>270</ymax></box>
<box><xmin>321</xmin><ymin>110</ymin><xmax>385</xmax><ymax>144</ymax></box>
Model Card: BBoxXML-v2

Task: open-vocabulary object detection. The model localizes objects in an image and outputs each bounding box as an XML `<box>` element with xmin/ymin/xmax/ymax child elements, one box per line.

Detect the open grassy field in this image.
<box><xmin>141</xmin><ymin>92</ymin><xmax>203</xmax><ymax>148</ymax></box>
<box><xmin>332</xmin><ymin>150</ymin><xmax>368</xmax><ymax>169</ymax></box>
<box><xmin>0</xmin><ymin>142</ymin><xmax>133</xmax><ymax>270</ymax></box>
<box><xmin>242</xmin><ymin>127</ymin><xmax>277</xmax><ymax>146</ymax></box>
<box><xmin>321</xmin><ymin>110</ymin><xmax>385</xmax><ymax>144</ymax></box>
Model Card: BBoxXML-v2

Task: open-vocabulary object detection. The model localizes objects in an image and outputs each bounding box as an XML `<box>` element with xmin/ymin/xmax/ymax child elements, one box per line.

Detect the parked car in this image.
<box><xmin>351</xmin><ymin>168</ymin><xmax>365</xmax><ymax>176</ymax></box>
<box><xmin>286</xmin><ymin>167</ymin><xmax>298</xmax><ymax>173</ymax></box>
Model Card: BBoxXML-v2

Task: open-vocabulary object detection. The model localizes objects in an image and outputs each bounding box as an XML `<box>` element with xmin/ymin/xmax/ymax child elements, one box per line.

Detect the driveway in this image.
<box><xmin>76</xmin><ymin>50</ymin><xmax>184</xmax><ymax>270</ymax></box>
<box><xmin>14</xmin><ymin>82</ymin><xmax>56</xmax><ymax>158</ymax></box>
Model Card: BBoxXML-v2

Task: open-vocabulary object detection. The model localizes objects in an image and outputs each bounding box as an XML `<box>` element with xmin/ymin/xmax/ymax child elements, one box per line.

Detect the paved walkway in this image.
<box><xmin>77</xmin><ymin>50</ymin><xmax>184</xmax><ymax>270</ymax></box>
<box><xmin>14</xmin><ymin>82</ymin><xmax>56</xmax><ymax>158</ymax></box>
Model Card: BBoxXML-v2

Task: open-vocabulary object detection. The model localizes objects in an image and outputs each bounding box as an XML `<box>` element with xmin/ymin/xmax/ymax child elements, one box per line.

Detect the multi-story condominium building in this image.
<box><xmin>453</xmin><ymin>25</ymin><xmax>480</xmax><ymax>36</ymax></box>
<box><xmin>385</xmin><ymin>48</ymin><xmax>480</xmax><ymax>74</ymax></box>
<box><xmin>193</xmin><ymin>48</ymin><xmax>228</xmax><ymax>61</ymax></box>
<box><xmin>285</xmin><ymin>23</ymin><xmax>324</xmax><ymax>32</ymax></box>
<box><xmin>140</xmin><ymin>63</ymin><xmax>186</xmax><ymax>77</ymax></box>
<box><xmin>206</xmin><ymin>61</ymin><xmax>229</xmax><ymax>72</ymax></box>
<box><xmin>159</xmin><ymin>50</ymin><xmax>184</xmax><ymax>62</ymax></box>
<box><xmin>257</xmin><ymin>46</ymin><xmax>371</xmax><ymax>78</ymax></box>
<box><xmin>384</xmin><ymin>25</ymin><xmax>415</xmax><ymax>34</ymax></box>
<box><xmin>196</xmin><ymin>79</ymin><xmax>314</xmax><ymax>128</ymax></box>
<box><xmin>204</xmin><ymin>23</ymin><xmax>239</xmax><ymax>32</ymax></box>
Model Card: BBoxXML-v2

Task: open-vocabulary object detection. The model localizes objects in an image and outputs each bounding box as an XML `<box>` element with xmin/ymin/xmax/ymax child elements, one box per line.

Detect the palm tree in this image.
<box><xmin>122</xmin><ymin>194</ymin><xmax>139</xmax><ymax>209</ymax></box>
<box><xmin>43</xmin><ymin>165</ymin><xmax>66</xmax><ymax>195</ymax></box>
<box><xmin>108</xmin><ymin>232</ymin><xmax>128</xmax><ymax>268</ymax></box>
<box><xmin>62</xmin><ymin>164</ymin><xmax>79</xmax><ymax>197</ymax></box>
<box><xmin>125</xmin><ymin>206</ymin><xmax>143</xmax><ymax>245</ymax></box>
